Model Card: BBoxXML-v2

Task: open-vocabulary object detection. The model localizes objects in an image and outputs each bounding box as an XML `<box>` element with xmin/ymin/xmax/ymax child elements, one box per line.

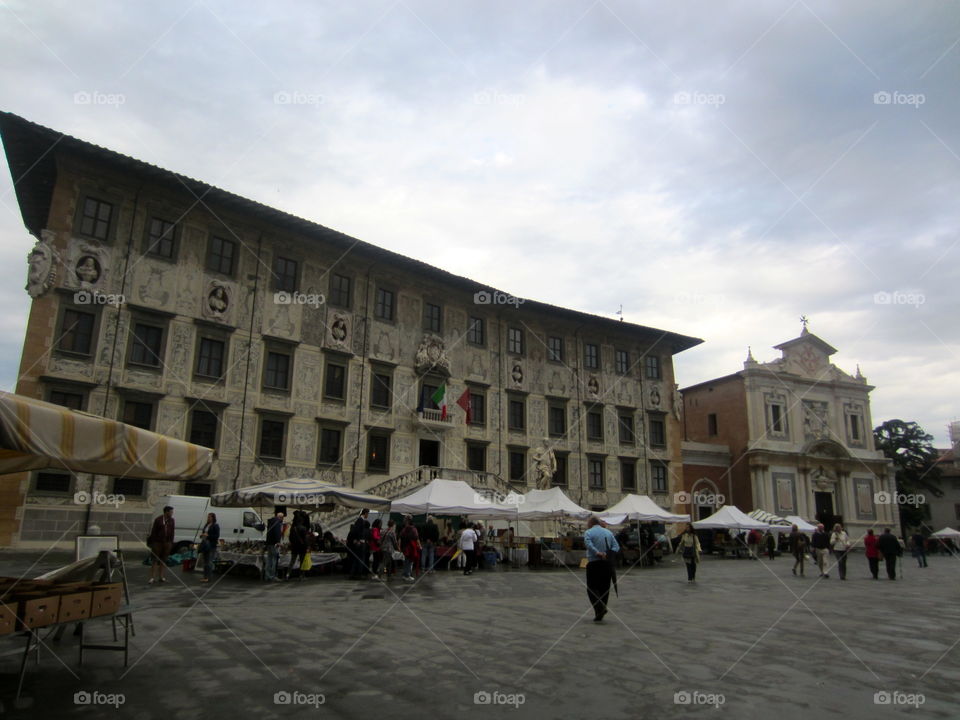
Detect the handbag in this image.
<box><xmin>301</xmin><ymin>554</ymin><xmax>313</xmax><ymax>571</ymax></box>
<box><xmin>682</xmin><ymin>544</ymin><xmax>695</xmax><ymax>560</ymax></box>
<box><xmin>392</xmin><ymin>550</ymin><xmax>405</xmax><ymax>561</ymax></box>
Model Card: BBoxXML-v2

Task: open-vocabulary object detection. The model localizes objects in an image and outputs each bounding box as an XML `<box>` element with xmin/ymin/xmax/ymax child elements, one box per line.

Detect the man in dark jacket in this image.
<box><xmin>877</xmin><ymin>528</ymin><xmax>902</xmax><ymax>580</ymax></box>
<box><xmin>148</xmin><ymin>505</ymin><xmax>175</xmax><ymax>585</ymax></box>
<box><xmin>264</xmin><ymin>511</ymin><xmax>285</xmax><ymax>582</ymax></box>
<box><xmin>348</xmin><ymin>509</ymin><xmax>370</xmax><ymax>578</ymax></box>
<box><xmin>810</xmin><ymin>524</ymin><xmax>831</xmax><ymax>578</ymax></box>
<box><xmin>421</xmin><ymin>515</ymin><xmax>440</xmax><ymax>573</ymax></box>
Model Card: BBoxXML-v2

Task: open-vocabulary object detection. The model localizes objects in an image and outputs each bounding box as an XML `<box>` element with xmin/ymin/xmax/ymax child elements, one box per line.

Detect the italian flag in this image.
<box><xmin>431</xmin><ymin>384</ymin><xmax>448</xmax><ymax>420</ymax></box>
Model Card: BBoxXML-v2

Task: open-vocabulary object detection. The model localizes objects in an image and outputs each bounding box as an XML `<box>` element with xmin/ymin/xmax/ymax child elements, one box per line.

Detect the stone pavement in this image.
<box><xmin>0</xmin><ymin>549</ymin><xmax>957</xmax><ymax>719</ymax></box>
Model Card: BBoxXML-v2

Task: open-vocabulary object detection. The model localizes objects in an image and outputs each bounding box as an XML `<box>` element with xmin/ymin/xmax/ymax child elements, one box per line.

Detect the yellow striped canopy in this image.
<box><xmin>0</xmin><ymin>391</ymin><xmax>212</xmax><ymax>480</ymax></box>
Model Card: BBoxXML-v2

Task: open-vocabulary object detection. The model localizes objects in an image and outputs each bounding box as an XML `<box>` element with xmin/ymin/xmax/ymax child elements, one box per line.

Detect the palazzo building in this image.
<box><xmin>0</xmin><ymin>112</ymin><xmax>701</xmax><ymax>547</ymax></box>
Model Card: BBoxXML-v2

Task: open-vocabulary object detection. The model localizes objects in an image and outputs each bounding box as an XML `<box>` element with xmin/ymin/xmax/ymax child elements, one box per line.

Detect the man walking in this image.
<box><xmin>459</xmin><ymin>523</ymin><xmax>478</xmax><ymax>576</ymax></box>
<box><xmin>878</xmin><ymin>528</ymin><xmax>902</xmax><ymax>580</ymax></box>
<box><xmin>811</xmin><ymin>523</ymin><xmax>831</xmax><ymax>578</ymax></box>
<box><xmin>584</xmin><ymin>516</ymin><xmax>620</xmax><ymax>622</ymax></box>
<box><xmin>147</xmin><ymin>505</ymin><xmax>175</xmax><ymax>585</ymax></box>
<box><xmin>264</xmin><ymin>511</ymin><xmax>285</xmax><ymax>582</ymax></box>
<box><xmin>348</xmin><ymin>509</ymin><xmax>371</xmax><ymax>578</ymax></box>
<box><xmin>830</xmin><ymin>523</ymin><xmax>851</xmax><ymax>580</ymax></box>
<box><xmin>910</xmin><ymin>531</ymin><xmax>929</xmax><ymax>568</ymax></box>
<box><xmin>421</xmin><ymin>515</ymin><xmax>440</xmax><ymax>573</ymax></box>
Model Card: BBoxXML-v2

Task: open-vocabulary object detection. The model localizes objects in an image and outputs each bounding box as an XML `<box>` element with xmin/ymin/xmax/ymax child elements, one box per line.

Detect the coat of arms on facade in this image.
<box><xmin>649</xmin><ymin>386</ymin><xmax>661</xmax><ymax>407</ymax></box>
<box><xmin>802</xmin><ymin>400</ymin><xmax>830</xmax><ymax>440</ymax></box>
<box><xmin>415</xmin><ymin>334</ymin><xmax>450</xmax><ymax>376</ymax></box>
<box><xmin>26</xmin><ymin>230</ymin><xmax>59</xmax><ymax>298</ymax></box>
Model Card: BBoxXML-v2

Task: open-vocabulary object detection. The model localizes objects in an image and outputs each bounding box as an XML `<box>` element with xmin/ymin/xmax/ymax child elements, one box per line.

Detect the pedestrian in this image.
<box><xmin>877</xmin><ymin>528</ymin><xmax>902</xmax><ymax>580</ymax></box>
<box><xmin>287</xmin><ymin>511</ymin><xmax>310</xmax><ymax>581</ymax></box>
<box><xmin>765</xmin><ymin>531</ymin><xmax>776</xmax><ymax>560</ymax></box>
<box><xmin>675</xmin><ymin>524</ymin><xmax>702</xmax><ymax>582</ymax></box>
<box><xmin>829</xmin><ymin>522</ymin><xmax>851</xmax><ymax>580</ymax></box>
<box><xmin>910</xmin><ymin>531</ymin><xmax>929</xmax><ymax>568</ymax></box>
<box><xmin>790</xmin><ymin>525</ymin><xmax>808</xmax><ymax>576</ymax></box>
<box><xmin>811</xmin><ymin>523</ymin><xmax>831</xmax><ymax>578</ymax></box>
<box><xmin>421</xmin><ymin>515</ymin><xmax>439</xmax><ymax>573</ymax></box>
<box><xmin>264</xmin><ymin>511</ymin><xmax>285</xmax><ymax>582</ymax></box>
<box><xmin>864</xmin><ymin>528</ymin><xmax>881</xmax><ymax>579</ymax></box>
<box><xmin>400</xmin><ymin>515</ymin><xmax>421</xmax><ymax>581</ymax></box>
<box><xmin>369</xmin><ymin>518</ymin><xmax>383</xmax><ymax>579</ymax></box>
<box><xmin>198</xmin><ymin>512</ymin><xmax>219</xmax><ymax>584</ymax></box>
<box><xmin>747</xmin><ymin>528</ymin><xmax>760</xmax><ymax>559</ymax></box>
<box><xmin>147</xmin><ymin>505</ymin><xmax>175</xmax><ymax>585</ymax></box>
<box><xmin>459</xmin><ymin>522</ymin><xmax>478</xmax><ymax>576</ymax></box>
<box><xmin>584</xmin><ymin>516</ymin><xmax>620</xmax><ymax>621</ymax></box>
<box><xmin>381</xmin><ymin>519</ymin><xmax>399</xmax><ymax>580</ymax></box>
<box><xmin>347</xmin><ymin>509</ymin><xmax>370</xmax><ymax>578</ymax></box>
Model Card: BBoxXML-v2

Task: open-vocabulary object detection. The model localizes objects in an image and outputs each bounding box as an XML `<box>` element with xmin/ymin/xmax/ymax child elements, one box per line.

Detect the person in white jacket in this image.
<box><xmin>830</xmin><ymin>523</ymin><xmax>852</xmax><ymax>580</ymax></box>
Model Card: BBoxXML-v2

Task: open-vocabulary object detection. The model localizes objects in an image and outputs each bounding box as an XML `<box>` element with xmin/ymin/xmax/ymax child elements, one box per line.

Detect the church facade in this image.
<box><xmin>0</xmin><ymin>112</ymin><xmax>701</xmax><ymax>547</ymax></box>
<box><xmin>681</xmin><ymin>328</ymin><xmax>897</xmax><ymax>538</ymax></box>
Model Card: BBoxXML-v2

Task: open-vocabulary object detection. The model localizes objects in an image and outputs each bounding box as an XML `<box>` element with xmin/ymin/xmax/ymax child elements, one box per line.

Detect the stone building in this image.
<box><xmin>680</xmin><ymin>325</ymin><xmax>896</xmax><ymax>537</ymax></box>
<box><xmin>926</xmin><ymin>422</ymin><xmax>960</xmax><ymax>533</ymax></box>
<box><xmin>0</xmin><ymin>112</ymin><xmax>701</xmax><ymax>547</ymax></box>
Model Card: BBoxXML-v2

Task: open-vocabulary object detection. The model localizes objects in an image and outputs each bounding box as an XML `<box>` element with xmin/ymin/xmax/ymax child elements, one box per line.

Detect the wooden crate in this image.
<box><xmin>90</xmin><ymin>583</ymin><xmax>123</xmax><ymax>617</ymax></box>
<box><xmin>57</xmin><ymin>591</ymin><xmax>93</xmax><ymax>622</ymax></box>
<box><xmin>16</xmin><ymin>593</ymin><xmax>60</xmax><ymax>630</ymax></box>
<box><xmin>0</xmin><ymin>602</ymin><xmax>16</xmax><ymax>636</ymax></box>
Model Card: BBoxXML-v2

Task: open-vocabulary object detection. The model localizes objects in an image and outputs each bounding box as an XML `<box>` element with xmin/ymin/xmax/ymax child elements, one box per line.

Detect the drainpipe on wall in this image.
<box><xmin>496</xmin><ymin>310</ymin><xmax>503</xmax><ymax>481</ymax></box>
<box><xmin>232</xmin><ymin>232</ymin><xmax>264</xmax><ymax>489</ymax></box>
<box><xmin>350</xmin><ymin>260</ymin><xmax>377</xmax><ymax>487</ymax></box>
<box><xmin>573</xmin><ymin>324</ymin><xmax>585</xmax><ymax>506</ymax></box>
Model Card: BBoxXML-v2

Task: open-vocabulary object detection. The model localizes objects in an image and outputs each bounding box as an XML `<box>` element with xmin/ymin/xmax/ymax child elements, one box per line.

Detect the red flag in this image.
<box><xmin>456</xmin><ymin>388</ymin><xmax>472</xmax><ymax>424</ymax></box>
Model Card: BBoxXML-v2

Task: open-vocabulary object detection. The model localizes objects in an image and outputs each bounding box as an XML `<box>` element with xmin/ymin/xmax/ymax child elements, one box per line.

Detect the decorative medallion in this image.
<box><xmin>26</xmin><ymin>230</ymin><xmax>59</xmax><ymax>298</ymax></box>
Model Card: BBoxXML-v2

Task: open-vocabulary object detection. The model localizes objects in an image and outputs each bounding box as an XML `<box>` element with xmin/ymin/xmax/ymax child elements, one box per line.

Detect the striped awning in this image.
<box><xmin>0</xmin><ymin>391</ymin><xmax>212</xmax><ymax>480</ymax></box>
<box><xmin>211</xmin><ymin>477</ymin><xmax>391</xmax><ymax>511</ymax></box>
<box><xmin>748</xmin><ymin>509</ymin><xmax>789</xmax><ymax>525</ymax></box>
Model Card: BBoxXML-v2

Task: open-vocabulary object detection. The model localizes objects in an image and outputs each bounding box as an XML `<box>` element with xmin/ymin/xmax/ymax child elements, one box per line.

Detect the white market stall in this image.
<box><xmin>389</xmin><ymin>478</ymin><xmax>518</xmax><ymax>518</ymax></box>
<box><xmin>693</xmin><ymin>505</ymin><xmax>777</xmax><ymax>557</ymax></box>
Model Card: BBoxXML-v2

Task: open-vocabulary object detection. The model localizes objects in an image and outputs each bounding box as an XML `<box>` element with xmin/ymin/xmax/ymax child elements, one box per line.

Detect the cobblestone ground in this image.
<box><xmin>0</xmin><ymin>549</ymin><xmax>957</xmax><ymax>719</ymax></box>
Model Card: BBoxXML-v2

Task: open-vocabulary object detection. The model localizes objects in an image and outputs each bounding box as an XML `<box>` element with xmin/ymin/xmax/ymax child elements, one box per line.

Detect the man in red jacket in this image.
<box><xmin>863</xmin><ymin>528</ymin><xmax>881</xmax><ymax>579</ymax></box>
<box><xmin>148</xmin><ymin>505</ymin><xmax>175</xmax><ymax>585</ymax></box>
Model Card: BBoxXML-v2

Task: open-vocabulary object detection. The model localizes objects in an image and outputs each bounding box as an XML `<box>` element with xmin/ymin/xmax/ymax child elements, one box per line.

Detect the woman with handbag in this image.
<box><xmin>675</xmin><ymin>525</ymin><xmax>702</xmax><ymax>582</ymax></box>
<box><xmin>400</xmin><ymin>515</ymin><xmax>421</xmax><ymax>582</ymax></box>
<box><xmin>288</xmin><ymin>511</ymin><xmax>310</xmax><ymax>581</ymax></box>
<box><xmin>830</xmin><ymin>523</ymin><xmax>852</xmax><ymax>580</ymax></box>
<box><xmin>381</xmin><ymin>519</ymin><xmax>400</xmax><ymax>580</ymax></box>
<box><xmin>199</xmin><ymin>512</ymin><xmax>220</xmax><ymax>583</ymax></box>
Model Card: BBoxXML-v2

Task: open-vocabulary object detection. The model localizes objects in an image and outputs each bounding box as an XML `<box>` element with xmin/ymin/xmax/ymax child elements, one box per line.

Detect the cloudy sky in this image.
<box><xmin>0</xmin><ymin>1</ymin><xmax>957</xmax><ymax>445</ymax></box>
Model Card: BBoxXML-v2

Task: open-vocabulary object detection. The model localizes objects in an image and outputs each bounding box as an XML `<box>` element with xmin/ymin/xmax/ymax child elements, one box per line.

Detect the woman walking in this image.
<box><xmin>381</xmin><ymin>519</ymin><xmax>399</xmax><ymax>580</ymax></box>
<box><xmin>864</xmin><ymin>528</ymin><xmax>881</xmax><ymax>579</ymax></box>
<box><xmin>675</xmin><ymin>525</ymin><xmax>702</xmax><ymax>582</ymax></box>
<box><xmin>830</xmin><ymin>523</ymin><xmax>851</xmax><ymax>580</ymax></box>
<box><xmin>765</xmin><ymin>531</ymin><xmax>776</xmax><ymax>560</ymax></box>
<box><xmin>288</xmin><ymin>511</ymin><xmax>310</xmax><ymax>581</ymax></box>
<box><xmin>399</xmin><ymin>515</ymin><xmax>421</xmax><ymax>582</ymax></box>
<box><xmin>199</xmin><ymin>512</ymin><xmax>220</xmax><ymax>583</ymax></box>
<box><xmin>790</xmin><ymin>525</ymin><xmax>808</xmax><ymax>576</ymax></box>
<box><xmin>369</xmin><ymin>518</ymin><xmax>383</xmax><ymax>579</ymax></box>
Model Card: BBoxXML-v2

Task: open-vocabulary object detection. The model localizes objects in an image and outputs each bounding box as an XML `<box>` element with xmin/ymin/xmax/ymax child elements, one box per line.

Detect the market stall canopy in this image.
<box><xmin>929</xmin><ymin>527</ymin><xmax>960</xmax><ymax>539</ymax></box>
<box><xmin>0</xmin><ymin>390</ymin><xmax>212</xmax><ymax>480</ymax></box>
<box><xmin>748</xmin><ymin>509</ymin><xmax>788</xmax><ymax>525</ymax></box>
<box><xmin>692</xmin><ymin>505</ymin><xmax>773</xmax><ymax>531</ymax></box>
<box><xmin>389</xmin><ymin>478</ymin><xmax>518</xmax><ymax>518</ymax></box>
<box><xmin>599</xmin><ymin>494</ymin><xmax>690</xmax><ymax>523</ymax></box>
<box><xmin>517</xmin><ymin>487</ymin><xmax>592</xmax><ymax>520</ymax></box>
<box><xmin>211</xmin><ymin>477</ymin><xmax>390</xmax><ymax>511</ymax></box>
<box><xmin>783</xmin><ymin>516</ymin><xmax>817</xmax><ymax>534</ymax></box>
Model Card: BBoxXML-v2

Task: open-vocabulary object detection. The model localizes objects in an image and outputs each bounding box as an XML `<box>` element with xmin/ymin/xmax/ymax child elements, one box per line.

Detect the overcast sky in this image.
<box><xmin>0</xmin><ymin>1</ymin><xmax>957</xmax><ymax>445</ymax></box>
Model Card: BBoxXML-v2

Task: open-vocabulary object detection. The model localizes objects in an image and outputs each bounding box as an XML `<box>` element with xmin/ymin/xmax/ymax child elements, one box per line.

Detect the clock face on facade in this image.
<box><xmin>798</xmin><ymin>346</ymin><xmax>820</xmax><ymax>374</ymax></box>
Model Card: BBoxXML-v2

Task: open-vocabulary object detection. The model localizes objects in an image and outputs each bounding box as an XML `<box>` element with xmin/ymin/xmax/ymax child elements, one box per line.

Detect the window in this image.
<box><xmin>584</xmin><ymin>343</ymin><xmax>599</xmax><ymax>369</ymax></box>
<box><xmin>324</xmin><ymin>358</ymin><xmax>347</xmax><ymax>400</ymax></box>
<box><xmin>507</xmin><ymin>327</ymin><xmax>524</xmax><ymax>355</ymax></box>
<box><xmin>263</xmin><ymin>350</ymin><xmax>291</xmax><ymax>391</ymax></box>
<box><xmin>367</xmin><ymin>434</ymin><xmax>390</xmax><ymax>472</ymax></box>
<box><xmin>588</xmin><ymin>457</ymin><xmax>604</xmax><ymax>489</ymax></box>
<box><xmin>122</xmin><ymin>400</ymin><xmax>154</xmax><ymax>430</ymax></box>
<box><xmin>651</xmin><ymin>462</ymin><xmax>668</xmax><ymax>493</ymax></box>
<box><xmin>848</xmin><ymin>414</ymin><xmax>861</xmax><ymax>442</ymax></box>
<box><xmin>548</xmin><ymin>336</ymin><xmax>563</xmax><ymax>362</ymax></box>
<box><xmin>318</xmin><ymin>427</ymin><xmax>342</xmax><ymax>467</ymax></box>
<box><xmin>467</xmin><ymin>443</ymin><xmax>486</xmax><ymax>472</ymax></box>
<box><xmin>329</xmin><ymin>273</ymin><xmax>352</xmax><ymax>308</ymax></box>
<box><xmin>424</xmin><ymin>302</ymin><xmax>442</xmax><ymax>334</ymax></box>
<box><xmin>78</xmin><ymin>196</ymin><xmax>113</xmax><ymax>241</ymax></box>
<box><xmin>955</xmin><ymin>503</ymin><xmax>960</xmax><ymax>521</ymax></box>
<box><xmin>113</xmin><ymin>477</ymin><xmax>144</xmax><ymax>496</ymax></box>
<box><xmin>620</xmin><ymin>460</ymin><xmax>636</xmax><ymax>490</ymax></box>
<box><xmin>618</xmin><ymin>413</ymin><xmax>635</xmax><ymax>444</ymax></box>
<box><xmin>375</xmin><ymin>287</ymin><xmax>395</xmax><ymax>321</ymax></box>
<box><xmin>509</xmin><ymin>450</ymin><xmax>526</xmax><ymax>482</ymax></box>
<box><xmin>552</xmin><ymin>454</ymin><xmax>568</xmax><ymax>486</ymax></box>
<box><xmin>58</xmin><ymin>308</ymin><xmax>96</xmax><ymax>355</ymax></box>
<box><xmin>420</xmin><ymin>380</ymin><xmax>440</xmax><ymax>411</ymax></box>
<box><xmin>615</xmin><ymin>349</ymin><xmax>629</xmax><ymax>375</ymax></box>
<box><xmin>48</xmin><ymin>390</ymin><xmax>84</xmax><ymax>411</ymax></box>
<box><xmin>649</xmin><ymin>416</ymin><xmax>666</xmax><ymax>447</ymax></box>
<box><xmin>769</xmin><ymin>404</ymin><xmax>785</xmax><ymax>434</ymax></box>
<box><xmin>189</xmin><ymin>409</ymin><xmax>219</xmax><ymax>450</ymax></box>
<box><xmin>508</xmin><ymin>396</ymin><xmax>525</xmax><ymax>431</ymax></box>
<box><xmin>548</xmin><ymin>404</ymin><xmax>566</xmax><ymax>437</ymax></box>
<box><xmin>467</xmin><ymin>317</ymin><xmax>485</xmax><ymax>346</ymax></box>
<box><xmin>705</xmin><ymin>413</ymin><xmax>717</xmax><ymax>436</ymax></box>
<box><xmin>206</xmin><ymin>235</ymin><xmax>236</xmax><ymax>276</ymax></box>
<box><xmin>145</xmin><ymin>216</ymin><xmax>177</xmax><ymax>259</ymax></box>
<box><xmin>183</xmin><ymin>482</ymin><xmax>211</xmax><ymax>497</ymax></box>
<box><xmin>196</xmin><ymin>337</ymin><xmax>226</xmax><ymax>379</ymax></box>
<box><xmin>35</xmin><ymin>472</ymin><xmax>72</xmax><ymax>494</ymax></box>
<box><xmin>586</xmin><ymin>408</ymin><xmax>603</xmax><ymax>441</ymax></box>
<box><xmin>469</xmin><ymin>391</ymin><xmax>486</xmax><ymax>426</ymax></box>
<box><xmin>645</xmin><ymin>355</ymin><xmax>661</xmax><ymax>379</ymax></box>
<box><xmin>258</xmin><ymin>417</ymin><xmax>286</xmax><ymax>460</ymax></box>
<box><xmin>129</xmin><ymin>322</ymin><xmax>164</xmax><ymax>367</ymax></box>
<box><xmin>272</xmin><ymin>256</ymin><xmax>298</xmax><ymax>293</ymax></box>
<box><xmin>370</xmin><ymin>369</ymin><xmax>392</xmax><ymax>409</ymax></box>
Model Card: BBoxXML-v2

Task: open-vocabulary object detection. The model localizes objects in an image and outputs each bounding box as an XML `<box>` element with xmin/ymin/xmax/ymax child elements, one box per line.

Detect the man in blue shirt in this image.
<box><xmin>584</xmin><ymin>517</ymin><xmax>620</xmax><ymax>622</ymax></box>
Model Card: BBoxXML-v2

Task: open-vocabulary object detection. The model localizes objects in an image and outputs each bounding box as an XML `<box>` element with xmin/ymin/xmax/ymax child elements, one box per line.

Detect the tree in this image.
<box><xmin>873</xmin><ymin>419</ymin><xmax>943</xmax><ymax>529</ymax></box>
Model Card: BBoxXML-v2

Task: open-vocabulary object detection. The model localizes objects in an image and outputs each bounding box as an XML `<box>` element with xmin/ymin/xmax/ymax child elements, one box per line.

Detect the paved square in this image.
<box><xmin>0</xmin><ymin>550</ymin><xmax>957</xmax><ymax>719</ymax></box>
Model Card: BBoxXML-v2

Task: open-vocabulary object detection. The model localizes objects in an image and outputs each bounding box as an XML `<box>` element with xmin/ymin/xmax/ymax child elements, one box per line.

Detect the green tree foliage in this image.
<box><xmin>874</xmin><ymin>419</ymin><xmax>942</xmax><ymax>528</ymax></box>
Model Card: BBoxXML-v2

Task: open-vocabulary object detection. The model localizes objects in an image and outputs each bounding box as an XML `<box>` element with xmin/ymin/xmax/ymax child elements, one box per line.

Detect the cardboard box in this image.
<box><xmin>0</xmin><ymin>602</ymin><xmax>16</xmax><ymax>636</ymax></box>
<box><xmin>57</xmin><ymin>591</ymin><xmax>93</xmax><ymax>622</ymax></box>
<box><xmin>17</xmin><ymin>593</ymin><xmax>60</xmax><ymax>629</ymax></box>
<box><xmin>90</xmin><ymin>583</ymin><xmax>123</xmax><ymax>617</ymax></box>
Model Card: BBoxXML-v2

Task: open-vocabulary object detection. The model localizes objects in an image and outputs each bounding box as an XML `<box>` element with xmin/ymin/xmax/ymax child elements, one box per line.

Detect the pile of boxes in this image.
<box><xmin>0</xmin><ymin>578</ymin><xmax>123</xmax><ymax>634</ymax></box>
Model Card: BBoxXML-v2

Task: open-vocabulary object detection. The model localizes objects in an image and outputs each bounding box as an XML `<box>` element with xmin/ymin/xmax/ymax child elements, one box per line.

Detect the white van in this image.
<box><xmin>154</xmin><ymin>495</ymin><xmax>265</xmax><ymax>551</ymax></box>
